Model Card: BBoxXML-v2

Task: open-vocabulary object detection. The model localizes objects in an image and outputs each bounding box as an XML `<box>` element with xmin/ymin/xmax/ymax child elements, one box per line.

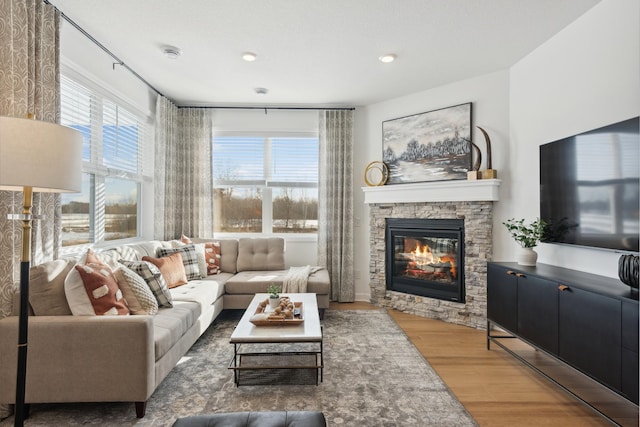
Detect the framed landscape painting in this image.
<box><xmin>382</xmin><ymin>102</ymin><xmax>472</xmax><ymax>184</ymax></box>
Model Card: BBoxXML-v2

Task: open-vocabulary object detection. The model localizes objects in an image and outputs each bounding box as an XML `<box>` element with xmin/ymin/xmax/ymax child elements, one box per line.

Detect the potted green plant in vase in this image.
<box><xmin>267</xmin><ymin>283</ymin><xmax>281</xmax><ymax>309</ymax></box>
<box><xmin>503</xmin><ymin>218</ymin><xmax>547</xmax><ymax>266</ymax></box>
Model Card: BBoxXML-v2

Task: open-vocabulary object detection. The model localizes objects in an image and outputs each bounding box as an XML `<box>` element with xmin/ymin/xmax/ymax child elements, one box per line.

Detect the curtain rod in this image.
<box><xmin>44</xmin><ymin>0</ymin><xmax>165</xmax><ymax>97</ymax></box>
<box><xmin>178</xmin><ymin>106</ymin><xmax>356</xmax><ymax>111</ymax></box>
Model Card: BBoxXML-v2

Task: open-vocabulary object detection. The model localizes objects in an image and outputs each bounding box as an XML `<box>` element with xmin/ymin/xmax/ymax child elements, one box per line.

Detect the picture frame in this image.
<box><xmin>382</xmin><ymin>102</ymin><xmax>472</xmax><ymax>184</ymax></box>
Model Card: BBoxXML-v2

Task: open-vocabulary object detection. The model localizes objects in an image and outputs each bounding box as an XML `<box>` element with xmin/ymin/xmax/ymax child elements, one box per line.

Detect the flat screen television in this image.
<box><xmin>540</xmin><ymin>117</ymin><xmax>640</xmax><ymax>253</ymax></box>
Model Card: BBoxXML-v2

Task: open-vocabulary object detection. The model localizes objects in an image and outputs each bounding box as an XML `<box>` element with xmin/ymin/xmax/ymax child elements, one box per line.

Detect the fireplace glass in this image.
<box><xmin>386</xmin><ymin>218</ymin><xmax>465</xmax><ymax>302</ymax></box>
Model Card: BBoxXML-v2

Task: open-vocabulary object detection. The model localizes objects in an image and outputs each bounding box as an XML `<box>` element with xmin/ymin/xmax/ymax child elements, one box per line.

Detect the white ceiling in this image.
<box><xmin>49</xmin><ymin>0</ymin><xmax>600</xmax><ymax>107</ymax></box>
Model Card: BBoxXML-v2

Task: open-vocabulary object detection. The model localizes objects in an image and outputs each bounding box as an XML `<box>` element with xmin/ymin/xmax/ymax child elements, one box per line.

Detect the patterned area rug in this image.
<box><xmin>2</xmin><ymin>309</ymin><xmax>477</xmax><ymax>426</ymax></box>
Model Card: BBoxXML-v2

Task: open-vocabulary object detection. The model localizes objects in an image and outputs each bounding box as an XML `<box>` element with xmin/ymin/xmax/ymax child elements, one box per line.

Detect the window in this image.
<box><xmin>60</xmin><ymin>75</ymin><xmax>146</xmax><ymax>247</ymax></box>
<box><xmin>212</xmin><ymin>134</ymin><xmax>318</xmax><ymax>234</ymax></box>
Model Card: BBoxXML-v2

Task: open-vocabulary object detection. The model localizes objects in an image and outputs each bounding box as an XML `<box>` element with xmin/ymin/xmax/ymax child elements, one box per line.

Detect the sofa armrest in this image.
<box><xmin>0</xmin><ymin>315</ymin><xmax>155</xmax><ymax>404</ymax></box>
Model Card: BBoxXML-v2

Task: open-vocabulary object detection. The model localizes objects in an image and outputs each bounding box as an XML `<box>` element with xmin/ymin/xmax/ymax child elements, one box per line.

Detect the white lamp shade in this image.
<box><xmin>0</xmin><ymin>116</ymin><xmax>83</xmax><ymax>193</ymax></box>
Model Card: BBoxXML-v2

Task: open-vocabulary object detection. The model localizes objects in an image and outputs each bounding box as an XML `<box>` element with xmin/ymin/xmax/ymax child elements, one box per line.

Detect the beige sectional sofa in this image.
<box><xmin>0</xmin><ymin>237</ymin><xmax>329</xmax><ymax>418</ymax></box>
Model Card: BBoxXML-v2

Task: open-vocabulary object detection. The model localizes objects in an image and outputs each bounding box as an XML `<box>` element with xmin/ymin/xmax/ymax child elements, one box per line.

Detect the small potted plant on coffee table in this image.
<box><xmin>267</xmin><ymin>284</ymin><xmax>281</xmax><ymax>309</ymax></box>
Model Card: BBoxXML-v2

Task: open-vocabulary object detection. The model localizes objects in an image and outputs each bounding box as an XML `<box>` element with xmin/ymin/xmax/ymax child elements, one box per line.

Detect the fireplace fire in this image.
<box><xmin>386</xmin><ymin>218</ymin><xmax>465</xmax><ymax>302</ymax></box>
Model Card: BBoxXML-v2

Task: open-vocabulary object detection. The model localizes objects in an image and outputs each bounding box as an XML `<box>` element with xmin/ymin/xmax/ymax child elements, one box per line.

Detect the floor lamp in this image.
<box><xmin>0</xmin><ymin>116</ymin><xmax>82</xmax><ymax>427</ymax></box>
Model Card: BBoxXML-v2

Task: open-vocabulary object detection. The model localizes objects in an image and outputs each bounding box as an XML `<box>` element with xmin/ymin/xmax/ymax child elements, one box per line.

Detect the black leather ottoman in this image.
<box><xmin>172</xmin><ymin>411</ymin><xmax>326</xmax><ymax>427</ymax></box>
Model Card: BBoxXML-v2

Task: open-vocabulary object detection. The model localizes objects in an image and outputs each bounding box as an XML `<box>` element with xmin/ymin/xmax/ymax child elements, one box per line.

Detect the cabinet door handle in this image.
<box><xmin>506</xmin><ymin>270</ymin><xmax>516</xmax><ymax>275</ymax></box>
<box><xmin>558</xmin><ymin>285</ymin><xmax>570</xmax><ymax>291</ymax></box>
<box><xmin>516</xmin><ymin>273</ymin><xmax>525</xmax><ymax>278</ymax></box>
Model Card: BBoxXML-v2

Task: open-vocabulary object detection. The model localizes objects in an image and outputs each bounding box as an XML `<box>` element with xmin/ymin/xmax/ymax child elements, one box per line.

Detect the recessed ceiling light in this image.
<box><xmin>254</xmin><ymin>87</ymin><xmax>268</xmax><ymax>95</ymax></box>
<box><xmin>242</xmin><ymin>52</ymin><xmax>257</xmax><ymax>62</ymax></box>
<box><xmin>162</xmin><ymin>46</ymin><xmax>182</xmax><ymax>59</ymax></box>
<box><xmin>379</xmin><ymin>53</ymin><xmax>397</xmax><ymax>63</ymax></box>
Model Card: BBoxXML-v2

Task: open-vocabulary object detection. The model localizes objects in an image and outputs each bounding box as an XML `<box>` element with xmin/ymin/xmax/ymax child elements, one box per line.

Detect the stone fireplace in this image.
<box><xmin>363</xmin><ymin>180</ymin><xmax>500</xmax><ymax>329</ymax></box>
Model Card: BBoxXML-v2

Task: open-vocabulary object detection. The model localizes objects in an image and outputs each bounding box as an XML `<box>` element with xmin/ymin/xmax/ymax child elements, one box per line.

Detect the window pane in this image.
<box><xmin>61</xmin><ymin>173</ymin><xmax>92</xmax><ymax>246</ymax></box>
<box><xmin>104</xmin><ymin>177</ymin><xmax>138</xmax><ymax>241</ymax></box>
<box><xmin>61</xmin><ymin>76</ymin><xmax>93</xmax><ymax>161</ymax></box>
<box><xmin>272</xmin><ymin>187</ymin><xmax>318</xmax><ymax>233</ymax></box>
<box><xmin>213</xmin><ymin>137</ymin><xmax>264</xmax><ymax>182</ymax></box>
<box><xmin>103</xmin><ymin>100</ymin><xmax>140</xmax><ymax>174</ymax></box>
<box><xmin>271</xmin><ymin>138</ymin><xmax>318</xmax><ymax>184</ymax></box>
<box><xmin>214</xmin><ymin>187</ymin><xmax>262</xmax><ymax>232</ymax></box>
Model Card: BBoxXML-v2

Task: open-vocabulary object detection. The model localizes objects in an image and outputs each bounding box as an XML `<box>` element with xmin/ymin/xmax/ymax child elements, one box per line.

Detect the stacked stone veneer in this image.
<box><xmin>369</xmin><ymin>201</ymin><xmax>493</xmax><ymax>329</ymax></box>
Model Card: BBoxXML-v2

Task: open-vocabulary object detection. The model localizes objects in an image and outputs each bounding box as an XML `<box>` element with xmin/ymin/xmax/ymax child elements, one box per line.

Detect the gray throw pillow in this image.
<box><xmin>29</xmin><ymin>259</ymin><xmax>75</xmax><ymax>315</ymax></box>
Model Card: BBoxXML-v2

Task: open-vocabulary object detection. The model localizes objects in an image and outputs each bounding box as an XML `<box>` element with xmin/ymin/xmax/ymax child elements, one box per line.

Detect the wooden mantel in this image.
<box><xmin>362</xmin><ymin>179</ymin><xmax>501</xmax><ymax>204</ymax></box>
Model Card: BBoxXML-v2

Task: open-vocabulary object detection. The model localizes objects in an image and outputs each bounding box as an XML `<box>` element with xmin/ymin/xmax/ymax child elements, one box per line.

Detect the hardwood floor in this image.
<box><xmin>329</xmin><ymin>302</ymin><xmax>622</xmax><ymax>426</ymax></box>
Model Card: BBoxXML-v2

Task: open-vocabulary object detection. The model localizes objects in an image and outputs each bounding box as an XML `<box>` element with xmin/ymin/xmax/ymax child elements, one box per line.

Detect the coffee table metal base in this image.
<box><xmin>229</xmin><ymin>343</ymin><xmax>323</xmax><ymax>386</ymax></box>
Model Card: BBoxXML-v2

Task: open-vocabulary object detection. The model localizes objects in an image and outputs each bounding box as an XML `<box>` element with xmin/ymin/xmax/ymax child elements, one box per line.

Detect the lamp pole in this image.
<box><xmin>14</xmin><ymin>187</ymin><xmax>33</xmax><ymax>427</ymax></box>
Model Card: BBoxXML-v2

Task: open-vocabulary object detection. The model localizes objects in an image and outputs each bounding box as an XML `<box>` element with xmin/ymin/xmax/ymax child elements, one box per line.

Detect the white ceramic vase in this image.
<box><xmin>269</xmin><ymin>297</ymin><xmax>279</xmax><ymax>309</ymax></box>
<box><xmin>517</xmin><ymin>247</ymin><xmax>538</xmax><ymax>266</ymax></box>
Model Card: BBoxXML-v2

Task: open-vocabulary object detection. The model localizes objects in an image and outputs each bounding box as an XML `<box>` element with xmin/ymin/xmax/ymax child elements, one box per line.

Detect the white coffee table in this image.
<box><xmin>229</xmin><ymin>293</ymin><xmax>323</xmax><ymax>386</ymax></box>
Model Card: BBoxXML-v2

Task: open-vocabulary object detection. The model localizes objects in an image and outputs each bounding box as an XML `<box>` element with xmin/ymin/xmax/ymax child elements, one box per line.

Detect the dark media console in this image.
<box><xmin>487</xmin><ymin>262</ymin><xmax>638</xmax><ymax>424</ymax></box>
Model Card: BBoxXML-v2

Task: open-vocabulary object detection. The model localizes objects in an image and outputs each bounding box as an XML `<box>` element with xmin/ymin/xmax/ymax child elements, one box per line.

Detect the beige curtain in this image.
<box><xmin>318</xmin><ymin>110</ymin><xmax>354</xmax><ymax>302</ymax></box>
<box><xmin>0</xmin><ymin>0</ymin><xmax>61</xmax><ymax>317</ymax></box>
<box><xmin>154</xmin><ymin>95</ymin><xmax>213</xmax><ymax>240</ymax></box>
<box><xmin>0</xmin><ymin>0</ymin><xmax>61</xmax><ymax>418</ymax></box>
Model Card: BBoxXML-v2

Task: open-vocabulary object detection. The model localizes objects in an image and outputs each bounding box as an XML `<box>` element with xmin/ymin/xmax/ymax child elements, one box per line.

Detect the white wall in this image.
<box><xmin>509</xmin><ymin>0</ymin><xmax>640</xmax><ymax>278</ymax></box>
<box><xmin>60</xmin><ymin>21</ymin><xmax>157</xmax><ymax>116</ymax></box>
<box><xmin>354</xmin><ymin>70</ymin><xmax>510</xmax><ymax>301</ymax></box>
<box><xmin>211</xmin><ymin>109</ymin><xmax>318</xmax><ymax>133</ymax></box>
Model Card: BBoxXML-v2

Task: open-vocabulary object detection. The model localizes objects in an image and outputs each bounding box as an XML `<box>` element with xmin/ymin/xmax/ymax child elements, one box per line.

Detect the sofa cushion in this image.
<box><xmin>154</xmin><ymin>301</ymin><xmax>200</xmax><ymax>361</ymax></box>
<box><xmin>74</xmin><ymin>251</ymin><xmax>129</xmax><ymax>316</ymax></box>
<box><xmin>170</xmin><ymin>279</ymin><xmax>225</xmax><ymax>309</ymax></box>
<box><xmin>120</xmin><ymin>260</ymin><xmax>173</xmax><ymax>308</ymax></box>
<box><xmin>224</xmin><ymin>268</ymin><xmax>330</xmax><ymax>295</ymax></box>
<box><xmin>29</xmin><ymin>258</ymin><xmax>75</xmax><ymax>315</ymax></box>
<box><xmin>157</xmin><ymin>244</ymin><xmax>202</xmax><ymax>281</ymax></box>
<box><xmin>114</xmin><ymin>264</ymin><xmax>159</xmax><ymax>315</ymax></box>
<box><xmin>93</xmin><ymin>248</ymin><xmax>121</xmax><ymax>269</ymax></box>
<box><xmin>143</xmin><ymin>253</ymin><xmax>189</xmax><ymax>289</ymax></box>
<box><xmin>119</xmin><ymin>240</ymin><xmax>165</xmax><ymax>261</ymax></box>
<box><xmin>218</xmin><ymin>239</ymin><xmax>239</xmax><ymax>273</ymax></box>
<box><xmin>236</xmin><ymin>238</ymin><xmax>285</xmax><ymax>272</ymax></box>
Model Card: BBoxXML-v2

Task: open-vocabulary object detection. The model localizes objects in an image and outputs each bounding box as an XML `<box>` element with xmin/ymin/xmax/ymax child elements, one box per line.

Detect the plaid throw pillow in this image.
<box><xmin>157</xmin><ymin>244</ymin><xmax>201</xmax><ymax>280</ymax></box>
<box><xmin>181</xmin><ymin>235</ymin><xmax>221</xmax><ymax>276</ymax></box>
<box><xmin>119</xmin><ymin>260</ymin><xmax>173</xmax><ymax>308</ymax></box>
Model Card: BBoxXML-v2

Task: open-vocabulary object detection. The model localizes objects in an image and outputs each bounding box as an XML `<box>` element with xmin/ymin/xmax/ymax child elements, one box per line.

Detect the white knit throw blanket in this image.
<box><xmin>282</xmin><ymin>265</ymin><xmax>322</xmax><ymax>293</ymax></box>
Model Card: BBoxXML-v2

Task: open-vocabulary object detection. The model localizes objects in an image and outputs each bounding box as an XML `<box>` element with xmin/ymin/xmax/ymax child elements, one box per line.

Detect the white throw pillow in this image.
<box><xmin>64</xmin><ymin>254</ymin><xmax>95</xmax><ymax>316</ymax></box>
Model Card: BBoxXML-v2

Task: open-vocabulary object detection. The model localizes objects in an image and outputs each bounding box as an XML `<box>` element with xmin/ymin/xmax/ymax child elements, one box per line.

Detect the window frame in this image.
<box><xmin>212</xmin><ymin>130</ymin><xmax>319</xmax><ymax>240</ymax></box>
<box><xmin>59</xmin><ymin>70</ymin><xmax>151</xmax><ymax>254</ymax></box>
